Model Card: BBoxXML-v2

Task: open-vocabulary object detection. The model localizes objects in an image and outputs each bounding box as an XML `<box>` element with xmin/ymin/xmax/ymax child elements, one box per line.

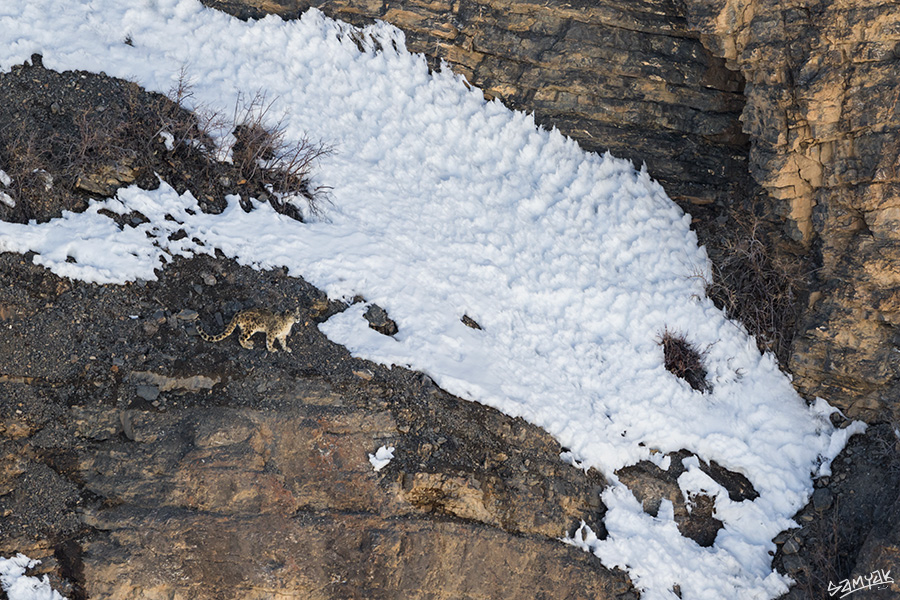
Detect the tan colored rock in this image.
<box><xmin>75</xmin><ymin>160</ymin><xmax>138</xmax><ymax>196</ymax></box>
<box><xmin>401</xmin><ymin>472</ymin><xmax>499</xmax><ymax>525</ymax></box>
<box><xmin>80</xmin><ymin>510</ymin><xmax>630</xmax><ymax>600</ymax></box>
<box><xmin>132</xmin><ymin>370</ymin><xmax>221</xmax><ymax>392</ymax></box>
<box><xmin>28</xmin><ymin>386</ymin><xmax>618</xmax><ymax>596</ymax></box>
<box><xmin>674</xmin><ymin>0</ymin><xmax>900</xmax><ymax>422</ymax></box>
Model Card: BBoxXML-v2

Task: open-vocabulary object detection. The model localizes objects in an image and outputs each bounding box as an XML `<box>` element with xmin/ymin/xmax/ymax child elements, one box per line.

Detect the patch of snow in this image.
<box><xmin>0</xmin><ymin>2</ymin><xmax>863</xmax><ymax>598</ymax></box>
<box><xmin>0</xmin><ymin>555</ymin><xmax>67</xmax><ymax>600</ymax></box>
<box><xmin>0</xmin><ymin>184</ymin><xmax>217</xmax><ymax>283</ymax></box>
<box><xmin>560</xmin><ymin>450</ymin><xmax>588</xmax><ymax>472</ymax></box>
<box><xmin>562</xmin><ymin>520</ymin><xmax>601</xmax><ymax>553</ymax></box>
<box><xmin>369</xmin><ymin>445</ymin><xmax>394</xmax><ymax>471</ymax></box>
<box><xmin>648</xmin><ymin>450</ymin><xmax>672</xmax><ymax>471</ymax></box>
<box><xmin>0</xmin><ymin>191</ymin><xmax>14</xmax><ymax>208</ymax></box>
<box><xmin>158</xmin><ymin>130</ymin><xmax>175</xmax><ymax>151</ymax></box>
<box><xmin>0</xmin><ymin>168</ymin><xmax>11</xmax><ymax>186</ymax></box>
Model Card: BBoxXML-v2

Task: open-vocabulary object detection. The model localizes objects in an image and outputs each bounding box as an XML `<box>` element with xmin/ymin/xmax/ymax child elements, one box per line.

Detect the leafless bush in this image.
<box><xmin>158</xmin><ymin>67</ymin><xmax>220</xmax><ymax>155</ymax></box>
<box><xmin>0</xmin><ymin>124</ymin><xmax>66</xmax><ymax>222</ymax></box>
<box><xmin>155</xmin><ymin>75</ymin><xmax>332</xmax><ymax>219</ymax></box>
<box><xmin>229</xmin><ymin>91</ymin><xmax>332</xmax><ymax>220</ymax></box>
<box><xmin>659</xmin><ymin>328</ymin><xmax>710</xmax><ymax>393</ymax></box>
<box><xmin>703</xmin><ymin>212</ymin><xmax>807</xmax><ymax>365</ymax></box>
<box><xmin>790</xmin><ymin>499</ymin><xmax>847</xmax><ymax>599</ymax></box>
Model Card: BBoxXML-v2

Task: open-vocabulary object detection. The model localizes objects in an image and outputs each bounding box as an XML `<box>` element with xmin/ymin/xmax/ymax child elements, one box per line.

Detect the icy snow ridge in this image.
<box><xmin>0</xmin><ymin>1</ymin><xmax>862</xmax><ymax>598</ymax></box>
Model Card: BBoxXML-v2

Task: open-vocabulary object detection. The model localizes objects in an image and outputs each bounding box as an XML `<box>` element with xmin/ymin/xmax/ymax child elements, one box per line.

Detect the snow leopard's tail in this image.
<box><xmin>196</xmin><ymin>314</ymin><xmax>239</xmax><ymax>342</ymax></box>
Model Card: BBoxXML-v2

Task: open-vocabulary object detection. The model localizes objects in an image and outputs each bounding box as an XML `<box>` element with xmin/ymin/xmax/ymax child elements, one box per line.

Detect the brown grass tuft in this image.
<box><xmin>659</xmin><ymin>329</ymin><xmax>710</xmax><ymax>393</ymax></box>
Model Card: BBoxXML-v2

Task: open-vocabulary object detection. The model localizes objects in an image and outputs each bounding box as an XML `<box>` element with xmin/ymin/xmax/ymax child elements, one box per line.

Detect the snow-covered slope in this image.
<box><xmin>0</xmin><ymin>2</ymin><xmax>863</xmax><ymax>598</ymax></box>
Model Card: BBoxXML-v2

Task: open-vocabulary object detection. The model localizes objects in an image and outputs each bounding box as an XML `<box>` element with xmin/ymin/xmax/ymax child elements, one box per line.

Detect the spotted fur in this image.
<box><xmin>196</xmin><ymin>308</ymin><xmax>301</xmax><ymax>352</ymax></box>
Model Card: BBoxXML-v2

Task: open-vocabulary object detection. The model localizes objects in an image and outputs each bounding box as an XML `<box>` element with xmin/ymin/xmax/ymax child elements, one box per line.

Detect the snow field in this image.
<box><xmin>0</xmin><ymin>1</ymin><xmax>865</xmax><ymax>598</ymax></box>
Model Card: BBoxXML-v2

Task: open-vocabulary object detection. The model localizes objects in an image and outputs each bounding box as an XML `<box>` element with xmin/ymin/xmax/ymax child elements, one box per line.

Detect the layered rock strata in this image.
<box><xmin>676</xmin><ymin>0</ymin><xmax>900</xmax><ymax>421</ymax></box>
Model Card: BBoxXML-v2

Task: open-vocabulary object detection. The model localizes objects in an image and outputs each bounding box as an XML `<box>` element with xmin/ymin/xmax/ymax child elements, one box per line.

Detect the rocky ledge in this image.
<box><xmin>0</xmin><ymin>251</ymin><xmax>637</xmax><ymax>599</ymax></box>
<box><xmin>203</xmin><ymin>0</ymin><xmax>900</xmax><ymax>448</ymax></box>
<box><xmin>1</xmin><ymin>245</ymin><xmax>897</xmax><ymax>600</ymax></box>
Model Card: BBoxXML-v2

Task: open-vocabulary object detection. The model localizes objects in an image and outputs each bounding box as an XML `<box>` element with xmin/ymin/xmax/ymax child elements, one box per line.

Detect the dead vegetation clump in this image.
<box><xmin>0</xmin><ymin>56</ymin><xmax>330</xmax><ymax>225</ymax></box>
<box><xmin>659</xmin><ymin>328</ymin><xmax>710</xmax><ymax>393</ymax></box>
<box><xmin>789</xmin><ymin>502</ymin><xmax>849</xmax><ymax>600</ymax></box>
<box><xmin>702</xmin><ymin>211</ymin><xmax>807</xmax><ymax>365</ymax></box>
<box><xmin>228</xmin><ymin>92</ymin><xmax>332</xmax><ymax>220</ymax></box>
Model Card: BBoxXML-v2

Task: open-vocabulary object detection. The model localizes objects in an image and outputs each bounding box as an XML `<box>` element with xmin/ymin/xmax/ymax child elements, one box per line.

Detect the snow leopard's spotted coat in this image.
<box><xmin>197</xmin><ymin>308</ymin><xmax>301</xmax><ymax>352</ymax></box>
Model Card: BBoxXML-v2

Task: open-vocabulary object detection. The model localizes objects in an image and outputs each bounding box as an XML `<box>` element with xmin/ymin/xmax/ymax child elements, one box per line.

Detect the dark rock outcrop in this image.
<box><xmin>772</xmin><ymin>424</ymin><xmax>900</xmax><ymax>599</ymax></box>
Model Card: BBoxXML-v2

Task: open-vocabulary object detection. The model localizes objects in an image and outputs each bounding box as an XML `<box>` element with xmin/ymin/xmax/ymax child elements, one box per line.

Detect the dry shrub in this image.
<box><xmin>0</xmin><ymin>62</ymin><xmax>330</xmax><ymax>224</ymax></box>
<box><xmin>784</xmin><ymin>498</ymin><xmax>855</xmax><ymax>600</ymax></box>
<box><xmin>796</xmin><ymin>503</ymin><xmax>846</xmax><ymax>599</ymax></box>
<box><xmin>703</xmin><ymin>212</ymin><xmax>806</xmax><ymax>365</ymax></box>
<box><xmin>659</xmin><ymin>329</ymin><xmax>710</xmax><ymax>393</ymax></box>
<box><xmin>0</xmin><ymin>71</ymin><xmax>219</xmax><ymax>221</ymax></box>
<box><xmin>0</xmin><ymin>128</ymin><xmax>56</xmax><ymax>220</ymax></box>
<box><xmin>228</xmin><ymin>92</ymin><xmax>333</xmax><ymax>220</ymax></box>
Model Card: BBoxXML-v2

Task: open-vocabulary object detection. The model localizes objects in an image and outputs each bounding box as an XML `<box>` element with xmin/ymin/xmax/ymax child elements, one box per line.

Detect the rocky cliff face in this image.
<box><xmin>3</xmin><ymin>0</ymin><xmax>899</xmax><ymax>597</ymax></box>
<box><xmin>202</xmin><ymin>0</ymin><xmax>900</xmax><ymax>424</ymax></box>
<box><xmin>678</xmin><ymin>0</ymin><xmax>900</xmax><ymax>425</ymax></box>
<box><xmin>190</xmin><ymin>1</ymin><xmax>900</xmax><ymax>596</ymax></box>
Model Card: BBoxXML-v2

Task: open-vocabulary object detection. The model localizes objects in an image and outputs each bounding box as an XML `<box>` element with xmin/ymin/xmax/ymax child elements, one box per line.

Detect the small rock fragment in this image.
<box><xmin>773</xmin><ymin>530</ymin><xmax>792</xmax><ymax>544</ymax></box>
<box><xmin>119</xmin><ymin>410</ymin><xmax>136</xmax><ymax>441</ymax></box>
<box><xmin>461</xmin><ymin>314</ymin><xmax>482</xmax><ymax>330</ymax></box>
<box><xmin>135</xmin><ymin>384</ymin><xmax>159</xmax><ymax>401</ymax></box>
<box><xmin>781</xmin><ymin>555</ymin><xmax>807</xmax><ymax>574</ymax></box>
<box><xmin>782</xmin><ymin>537</ymin><xmax>800</xmax><ymax>555</ymax></box>
<box><xmin>811</xmin><ymin>487</ymin><xmax>833</xmax><ymax>511</ymax></box>
<box><xmin>353</xmin><ymin>369</ymin><xmax>375</xmax><ymax>381</ymax></box>
<box><xmin>363</xmin><ymin>304</ymin><xmax>398</xmax><ymax>336</ymax></box>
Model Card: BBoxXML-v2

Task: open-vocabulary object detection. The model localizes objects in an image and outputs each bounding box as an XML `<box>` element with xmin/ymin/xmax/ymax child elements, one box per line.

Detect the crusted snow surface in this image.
<box><xmin>0</xmin><ymin>2</ymin><xmax>863</xmax><ymax>598</ymax></box>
